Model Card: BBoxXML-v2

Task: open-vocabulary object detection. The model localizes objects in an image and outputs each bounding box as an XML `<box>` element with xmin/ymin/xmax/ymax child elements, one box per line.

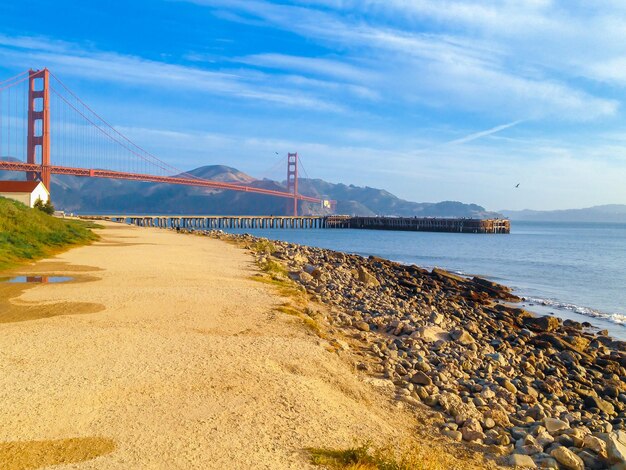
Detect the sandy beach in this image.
<box><xmin>0</xmin><ymin>222</ymin><xmax>474</xmax><ymax>469</ymax></box>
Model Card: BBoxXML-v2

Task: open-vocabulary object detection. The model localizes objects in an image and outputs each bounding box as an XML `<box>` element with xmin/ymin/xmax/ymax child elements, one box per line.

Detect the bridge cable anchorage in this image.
<box><xmin>0</xmin><ymin>68</ymin><xmax>326</xmax><ymax>208</ymax></box>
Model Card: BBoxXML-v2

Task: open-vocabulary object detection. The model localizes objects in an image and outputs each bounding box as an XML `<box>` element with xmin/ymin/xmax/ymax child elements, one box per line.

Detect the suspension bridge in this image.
<box><xmin>0</xmin><ymin>68</ymin><xmax>332</xmax><ymax>215</ymax></box>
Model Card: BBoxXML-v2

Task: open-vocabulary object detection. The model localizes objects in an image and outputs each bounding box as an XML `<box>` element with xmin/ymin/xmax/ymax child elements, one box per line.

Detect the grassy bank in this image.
<box><xmin>0</xmin><ymin>197</ymin><xmax>98</xmax><ymax>271</ymax></box>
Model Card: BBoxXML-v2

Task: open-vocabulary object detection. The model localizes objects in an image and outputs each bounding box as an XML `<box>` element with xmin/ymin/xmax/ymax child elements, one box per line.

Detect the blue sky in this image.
<box><xmin>1</xmin><ymin>0</ymin><xmax>626</xmax><ymax>210</ymax></box>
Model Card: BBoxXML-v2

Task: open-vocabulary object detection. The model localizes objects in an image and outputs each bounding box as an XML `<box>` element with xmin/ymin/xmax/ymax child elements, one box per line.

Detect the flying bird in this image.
<box><xmin>515</xmin><ymin>183</ymin><xmax>520</xmax><ymax>188</ymax></box>
<box><xmin>275</xmin><ymin>152</ymin><xmax>279</xmax><ymax>155</ymax></box>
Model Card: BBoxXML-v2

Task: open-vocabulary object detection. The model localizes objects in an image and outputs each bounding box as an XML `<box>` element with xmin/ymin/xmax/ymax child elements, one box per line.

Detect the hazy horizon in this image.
<box><xmin>1</xmin><ymin>1</ymin><xmax>625</xmax><ymax>211</ymax></box>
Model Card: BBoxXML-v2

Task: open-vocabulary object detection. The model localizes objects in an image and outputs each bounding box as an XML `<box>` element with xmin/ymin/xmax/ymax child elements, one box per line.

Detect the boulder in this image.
<box><xmin>414</xmin><ymin>325</ymin><xmax>450</xmax><ymax>343</ymax></box>
<box><xmin>432</xmin><ymin>268</ymin><xmax>466</xmax><ymax>284</ymax></box>
<box><xmin>461</xmin><ymin>418</ymin><xmax>485</xmax><ymax>442</ymax></box>
<box><xmin>606</xmin><ymin>430</ymin><xmax>626</xmax><ymax>465</ymax></box>
<box><xmin>507</xmin><ymin>454</ymin><xmax>537</xmax><ymax>468</ymax></box>
<box><xmin>576</xmin><ymin>450</ymin><xmax>603</xmax><ymax>470</ymax></box>
<box><xmin>583</xmin><ymin>435</ymin><xmax>607</xmax><ymax>456</ymax></box>
<box><xmin>296</xmin><ymin>271</ymin><xmax>313</xmax><ymax>283</ymax></box>
<box><xmin>568</xmin><ymin>335</ymin><xmax>591</xmax><ymax>352</ymax></box>
<box><xmin>303</xmin><ymin>264</ymin><xmax>322</xmax><ymax>279</ymax></box>
<box><xmin>357</xmin><ymin>267</ymin><xmax>380</xmax><ymax>287</ymax></box>
<box><xmin>550</xmin><ymin>446</ymin><xmax>584</xmax><ymax>470</ymax></box>
<box><xmin>437</xmin><ymin>392</ymin><xmax>483</xmax><ymax>423</ymax></box>
<box><xmin>450</xmin><ymin>328</ymin><xmax>475</xmax><ymax>345</ymax></box>
<box><xmin>584</xmin><ymin>395</ymin><xmax>615</xmax><ymax>415</ymax></box>
<box><xmin>544</xmin><ymin>418</ymin><xmax>569</xmax><ymax>434</ymax></box>
<box><xmin>409</xmin><ymin>371</ymin><xmax>432</xmax><ymax>386</ymax></box>
<box><xmin>523</xmin><ymin>315</ymin><xmax>560</xmax><ymax>332</ymax></box>
<box><xmin>442</xmin><ymin>429</ymin><xmax>463</xmax><ymax>441</ymax></box>
<box><xmin>292</xmin><ymin>253</ymin><xmax>308</xmax><ymax>264</ymax></box>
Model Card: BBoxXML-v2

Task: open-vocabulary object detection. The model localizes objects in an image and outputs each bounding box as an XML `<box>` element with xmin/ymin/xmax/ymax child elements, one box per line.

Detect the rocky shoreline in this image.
<box><xmin>198</xmin><ymin>229</ymin><xmax>626</xmax><ymax>469</ymax></box>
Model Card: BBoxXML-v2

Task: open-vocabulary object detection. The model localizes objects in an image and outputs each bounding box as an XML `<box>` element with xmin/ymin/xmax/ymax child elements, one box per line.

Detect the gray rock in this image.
<box><xmin>544</xmin><ymin>418</ymin><xmax>569</xmax><ymax>434</ymax></box>
<box><xmin>415</xmin><ymin>325</ymin><xmax>450</xmax><ymax>343</ymax></box>
<box><xmin>523</xmin><ymin>315</ymin><xmax>560</xmax><ymax>332</ymax></box>
<box><xmin>483</xmin><ymin>417</ymin><xmax>496</xmax><ymax>429</ymax></box>
<box><xmin>577</xmin><ymin>449</ymin><xmax>604</xmax><ymax>470</ymax></box>
<box><xmin>442</xmin><ymin>429</ymin><xmax>463</xmax><ymax>441</ymax></box>
<box><xmin>461</xmin><ymin>426</ymin><xmax>485</xmax><ymax>442</ymax></box>
<box><xmin>450</xmin><ymin>328</ymin><xmax>475</xmax><ymax>345</ymax></box>
<box><xmin>507</xmin><ymin>454</ymin><xmax>537</xmax><ymax>468</ymax></box>
<box><xmin>409</xmin><ymin>371</ymin><xmax>432</xmax><ymax>386</ymax></box>
<box><xmin>357</xmin><ymin>267</ymin><xmax>380</xmax><ymax>287</ymax></box>
<box><xmin>532</xmin><ymin>454</ymin><xmax>559</xmax><ymax>469</ymax></box>
<box><xmin>296</xmin><ymin>271</ymin><xmax>313</xmax><ymax>283</ymax></box>
<box><xmin>535</xmin><ymin>431</ymin><xmax>555</xmax><ymax>449</ymax></box>
<box><xmin>303</xmin><ymin>264</ymin><xmax>322</xmax><ymax>278</ymax></box>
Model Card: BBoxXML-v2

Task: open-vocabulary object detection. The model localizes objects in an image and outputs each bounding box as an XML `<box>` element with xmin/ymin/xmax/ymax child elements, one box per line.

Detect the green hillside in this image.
<box><xmin>0</xmin><ymin>197</ymin><xmax>98</xmax><ymax>270</ymax></box>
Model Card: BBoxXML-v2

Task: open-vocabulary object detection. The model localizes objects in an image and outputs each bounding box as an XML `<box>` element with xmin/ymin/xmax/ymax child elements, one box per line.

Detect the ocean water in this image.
<box><xmin>223</xmin><ymin>221</ymin><xmax>626</xmax><ymax>341</ymax></box>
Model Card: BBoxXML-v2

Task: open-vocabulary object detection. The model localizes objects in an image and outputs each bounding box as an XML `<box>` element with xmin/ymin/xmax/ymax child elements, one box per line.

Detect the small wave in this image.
<box><xmin>525</xmin><ymin>297</ymin><xmax>626</xmax><ymax>326</ymax></box>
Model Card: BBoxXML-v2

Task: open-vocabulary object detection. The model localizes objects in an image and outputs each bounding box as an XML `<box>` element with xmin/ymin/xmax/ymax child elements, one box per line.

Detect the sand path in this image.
<box><xmin>0</xmin><ymin>223</ymin><xmax>421</xmax><ymax>469</ymax></box>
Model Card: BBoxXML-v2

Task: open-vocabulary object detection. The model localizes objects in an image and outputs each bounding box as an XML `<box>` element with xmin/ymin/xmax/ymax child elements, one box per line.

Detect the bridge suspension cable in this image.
<box><xmin>0</xmin><ymin>68</ymin><xmax>329</xmax><ymax>213</ymax></box>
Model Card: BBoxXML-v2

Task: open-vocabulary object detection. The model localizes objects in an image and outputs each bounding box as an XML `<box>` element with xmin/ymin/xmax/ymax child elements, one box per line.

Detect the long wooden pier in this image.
<box><xmin>80</xmin><ymin>215</ymin><xmax>510</xmax><ymax>233</ymax></box>
<box><xmin>82</xmin><ymin>215</ymin><xmax>327</xmax><ymax>229</ymax></box>
<box><xmin>326</xmin><ymin>216</ymin><xmax>510</xmax><ymax>233</ymax></box>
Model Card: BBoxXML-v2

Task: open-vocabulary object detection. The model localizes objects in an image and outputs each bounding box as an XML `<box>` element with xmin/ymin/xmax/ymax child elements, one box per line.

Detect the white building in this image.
<box><xmin>0</xmin><ymin>181</ymin><xmax>50</xmax><ymax>207</ymax></box>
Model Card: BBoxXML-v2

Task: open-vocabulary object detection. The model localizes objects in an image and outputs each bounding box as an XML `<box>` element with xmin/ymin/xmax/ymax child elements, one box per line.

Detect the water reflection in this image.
<box><xmin>0</xmin><ymin>276</ymin><xmax>73</xmax><ymax>284</ymax></box>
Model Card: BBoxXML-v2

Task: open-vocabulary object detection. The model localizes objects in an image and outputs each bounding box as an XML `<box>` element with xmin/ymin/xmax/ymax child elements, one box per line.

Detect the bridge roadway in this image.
<box><xmin>80</xmin><ymin>215</ymin><xmax>510</xmax><ymax>233</ymax></box>
<box><xmin>0</xmin><ymin>160</ymin><xmax>323</xmax><ymax>204</ymax></box>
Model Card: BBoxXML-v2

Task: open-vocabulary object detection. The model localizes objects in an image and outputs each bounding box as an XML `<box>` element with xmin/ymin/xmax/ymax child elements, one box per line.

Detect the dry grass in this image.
<box><xmin>260</xmin><ymin>258</ymin><xmax>289</xmax><ymax>277</ymax></box>
<box><xmin>276</xmin><ymin>304</ymin><xmax>325</xmax><ymax>337</ymax></box>
<box><xmin>309</xmin><ymin>442</ymin><xmax>453</xmax><ymax>470</ymax></box>
<box><xmin>252</xmin><ymin>239</ymin><xmax>277</xmax><ymax>254</ymax></box>
<box><xmin>250</xmin><ymin>274</ymin><xmax>308</xmax><ymax>303</ymax></box>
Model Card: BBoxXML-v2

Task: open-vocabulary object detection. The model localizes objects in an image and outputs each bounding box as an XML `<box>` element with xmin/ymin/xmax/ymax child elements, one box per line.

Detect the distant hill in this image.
<box><xmin>180</xmin><ymin>165</ymin><xmax>255</xmax><ymax>184</ymax></box>
<box><xmin>501</xmin><ymin>205</ymin><xmax>626</xmax><ymax>223</ymax></box>
<box><xmin>297</xmin><ymin>178</ymin><xmax>501</xmax><ymax>218</ymax></box>
<box><xmin>0</xmin><ymin>158</ymin><xmax>500</xmax><ymax>217</ymax></box>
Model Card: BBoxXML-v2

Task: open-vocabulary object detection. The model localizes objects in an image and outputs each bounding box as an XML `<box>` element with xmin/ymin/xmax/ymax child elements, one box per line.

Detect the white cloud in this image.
<box><xmin>587</xmin><ymin>57</ymin><xmax>626</xmax><ymax>86</ymax></box>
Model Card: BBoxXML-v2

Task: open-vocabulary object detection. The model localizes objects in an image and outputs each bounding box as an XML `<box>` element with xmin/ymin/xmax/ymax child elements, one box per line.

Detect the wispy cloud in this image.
<box><xmin>114</xmin><ymin>122</ymin><xmax>626</xmax><ymax>210</ymax></box>
<box><xmin>446</xmin><ymin>120</ymin><xmax>525</xmax><ymax>146</ymax></box>
<box><xmin>406</xmin><ymin>120</ymin><xmax>525</xmax><ymax>156</ymax></box>
<box><xmin>236</xmin><ymin>53</ymin><xmax>376</xmax><ymax>82</ymax></box>
<box><xmin>186</xmin><ymin>0</ymin><xmax>619</xmax><ymax>120</ymax></box>
<box><xmin>0</xmin><ymin>34</ymin><xmax>368</xmax><ymax>113</ymax></box>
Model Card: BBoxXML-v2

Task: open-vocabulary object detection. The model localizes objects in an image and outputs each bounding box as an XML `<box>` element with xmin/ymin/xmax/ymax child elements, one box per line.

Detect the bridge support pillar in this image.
<box><xmin>27</xmin><ymin>69</ymin><xmax>51</xmax><ymax>190</ymax></box>
<box><xmin>287</xmin><ymin>152</ymin><xmax>298</xmax><ymax>216</ymax></box>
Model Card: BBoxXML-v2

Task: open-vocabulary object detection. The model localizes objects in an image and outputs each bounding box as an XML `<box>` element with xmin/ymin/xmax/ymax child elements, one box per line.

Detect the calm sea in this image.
<box><xmin>223</xmin><ymin>221</ymin><xmax>626</xmax><ymax>340</ymax></box>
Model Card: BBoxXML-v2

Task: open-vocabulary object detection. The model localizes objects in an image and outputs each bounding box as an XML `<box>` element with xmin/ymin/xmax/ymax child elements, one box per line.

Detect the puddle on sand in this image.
<box><xmin>0</xmin><ymin>276</ymin><xmax>73</xmax><ymax>284</ymax></box>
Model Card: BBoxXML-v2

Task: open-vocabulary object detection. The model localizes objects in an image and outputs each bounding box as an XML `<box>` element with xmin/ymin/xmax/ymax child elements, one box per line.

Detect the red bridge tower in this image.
<box><xmin>287</xmin><ymin>152</ymin><xmax>298</xmax><ymax>216</ymax></box>
<box><xmin>27</xmin><ymin>68</ymin><xmax>51</xmax><ymax>189</ymax></box>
